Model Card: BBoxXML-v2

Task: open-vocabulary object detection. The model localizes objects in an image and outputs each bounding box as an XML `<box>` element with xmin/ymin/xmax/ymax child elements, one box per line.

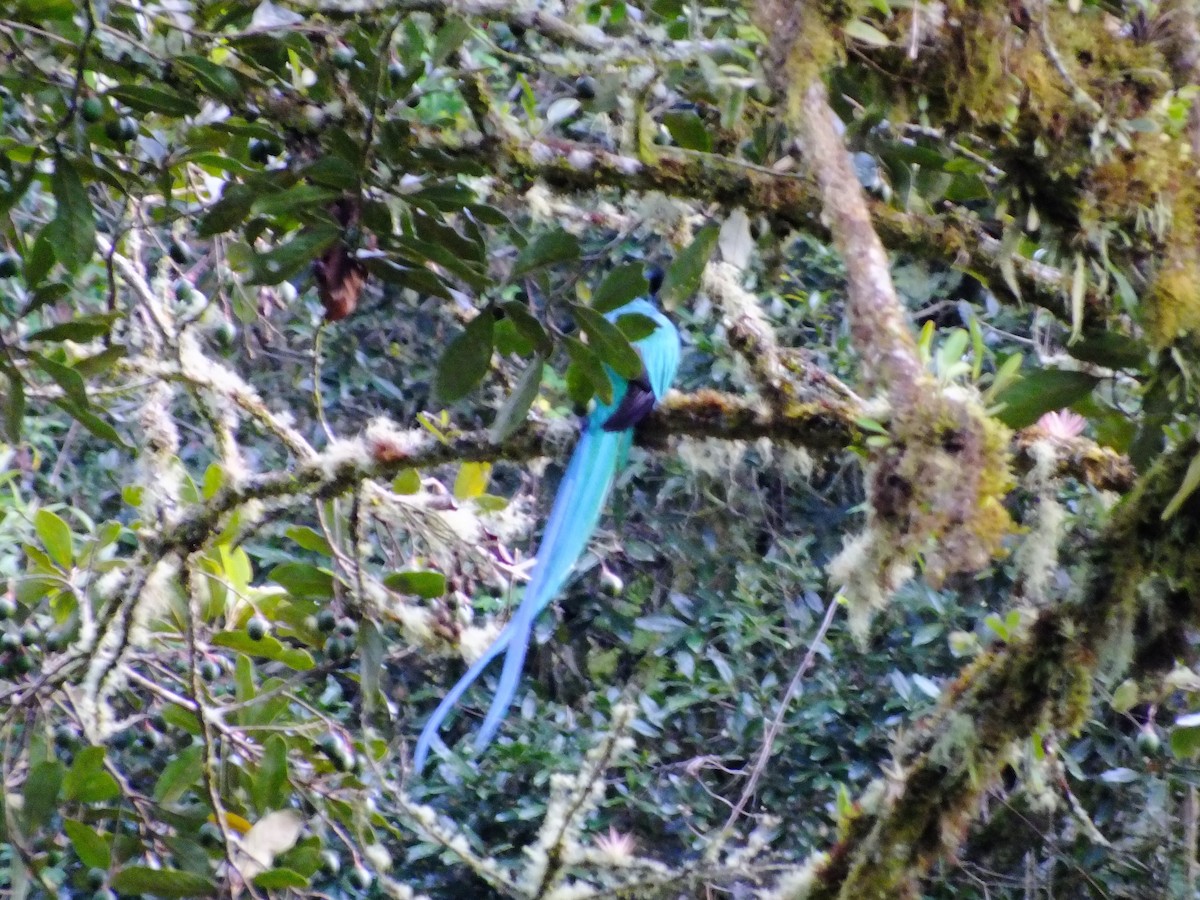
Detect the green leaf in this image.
<box><xmin>434</xmin><ymin>309</ymin><xmax>495</xmax><ymax>403</ymax></box>
<box><xmin>23</xmin><ymin>760</ymin><xmax>64</xmax><ymax>829</ymax></box>
<box><xmin>202</xmin><ymin>463</ymin><xmax>224</xmax><ymax>500</ymax></box>
<box><xmin>269</xmin><ymin>562</ymin><xmax>335</xmax><ymax>599</ymax></box>
<box><xmin>466</xmin><ymin>203</ymin><xmax>510</xmax><ymax>227</ymax></box>
<box><xmin>51</xmin><ymin>398</ymin><xmax>130</xmax><ymax>448</ymax></box>
<box><xmin>303</xmin><ymin>157</ymin><xmax>359</xmax><ymax>190</ymax></box>
<box><xmin>0</xmin><ymin>163</ymin><xmax>35</xmax><ymax>219</ymax></box>
<box><xmin>45</xmin><ymin>156</ymin><xmax>95</xmax><ymax>274</ymax></box>
<box><xmin>511</xmin><ymin>228</ymin><xmax>580</xmax><ymax>276</ymax></box>
<box><xmin>565</xmin><ymin>336</ymin><xmax>614</xmax><ymax>405</ymax></box>
<box><xmin>360</xmin><ymin>619</ymin><xmax>384</xmax><ymax>718</ymax></box>
<box><xmin>22</xmin><ymin>281</ymin><xmax>71</xmax><ymax>319</ymax></box>
<box><xmin>495</xmin><ymin>317</ymin><xmax>534</xmax><ymax>357</ymax></box>
<box><xmin>251</xmin><ymin>184</ymin><xmax>340</xmax><ymax>218</ymax></box>
<box><xmin>249</xmin><ymin>225</ymin><xmax>340</xmax><ymax>285</ymax></box>
<box><xmin>212</xmin><ymin>631</ymin><xmax>315</xmax><ymax>670</ymax></box>
<box><xmin>153</xmin><ymin>745</ymin><xmax>204</xmax><ymax>805</ymax></box>
<box><xmin>26</xmin><ymin>314</ymin><xmax>118</xmax><ymax>343</ymax></box>
<box><xmin>490</xmin><ymin>357</ymin><xmax>544</xmax><ymax>442</ymax></box>
<box><xmin>285</xmin><ymin>526</ymin><xmax>332</xmax><ymax>556</ymax></box>
<box><xmin>394</xmin><ymin>234</ymin><xmax>487</xmax><ymax>290</ymax></box>
<box><xmin>63</xmin><ymin>746</ymin><xmax>120</xmax><ymax>804</ymax></box>
<box><xmin>572</xmin><ymin>305</ymin><xmax>643</xmax><ymax>379</ymax></box>
<box><xmin>392</xmin><ymin>469</ymin><xmax>421</xmax><ymax>494</ymax></box>
<box><xmin>1067</xmin><ymin>330</ymin><xmax>1148</xmax><ymax>371</ymax></box>
<box><xmin>661</xmin><ymin>225</ymin><xmax>719</xmax><ymax>306</ymax></box>
<box><xmin>1172</xmin><ymin>725</ymin><xmax>1200</xmax><ymax>759</ymax></box>
<box><xmin>176</xmin><ymin>55</ymin><xmax>242</xmax><ymax>101</ymax></box>
<box><xmin>614</xmin><ymin>312</ymin><xmax>657</xmax><ymax>342</ymax></box>
<box><xmin>34</xmin><ymin>508</ymin><xmax>73</xmax><ymax>568</ymax></box>
<box><xmin>25</xmin><ymin>229</ymin><xmax>57</xmax><ymax>286</ymax></box>
<box><xmin>161</xmin><ymin>703</ymin><xmax>202</xmax><ymax>735</ymax></box>
<box><xmin>501</xmin><ymin>301</ymin><xmax>552</xmax><ymax>355</ymax></box>
<box><xmin>30</xmin><ymin>352</ymin><xmax>88</xmax><ymax>405</ymax></box>
<box><xmin>2</xmin><ymin>371</ymin><xmax>23</xmax><ymax>442</ymax></box>
<box><xmin>383</xmin><ymin>571</ymin><xmax>446</xmax><ymax>599</ymax></box>
<box><xmin>254</xmin><ymin>735</ymin><xmax>289</xmax><ymax>812</ymax></box>
<box><xmin>13</xmin><ymin>0</ymin><xmax>76</xmax><ymax>23</ymax></box>
<box><xmin>63</xmin><ymin>820</ymin><xmax>111</xmax><ymax>869</ymax></box>
<box><xmin>197</xmin><ymin>184</ymin><xmax>255</xmax><ymax>236</ymax></box>
<box><xmin>1162</xmin><ymin>445</ymin><xmax>1200</xmax><ymax>521</ymax></box>
<box><xmin>430</xmin><ymin>16</ymin><xmax>473</xmax><ymax>67</ymax></box>
<box><xmin>992</xmin><ymin>369</ymin><xmax>1100</xmax><ymax>429</ymax></box>
<box><xmin>1110</xmin><ymin>678</ymin><xmax>1139</xmax><ymax>714</ymax></box>
<box><xmin>106</xmin><ymin>84</ymin><xmax>200</xmax><ymax>117</ymax></box>
<box><xmin>1069</xmin><ymin>253</ymin><xmax>1086</xmax><ymax>343</ymax></box>
<box><xmin>453</xmin><ymin>462</ymin><xmax>492</xmax><ymax>499</ymax></box>
<box><xmin>844</xmin><ymin>18</ymin><xmax>891</xmax><ymax>46</ymax></box>
<box><xmin>593</xmin><ymin>263</ymin><xmax>650</xmax><ymax>313</ymax></box>
<box><xmin>253</xmin><ymin>869</ymin><xmax>309</xmax><ymax>890</ymax></box>
<box><xmin>662</xmin><ymin>110</ymin><xmax>712</xmax><ymax>152</ymax></box>
<box><xmin>112</xmin><ymin>866</ymin><xmax>215</xmax><ymax>897</ymax></box>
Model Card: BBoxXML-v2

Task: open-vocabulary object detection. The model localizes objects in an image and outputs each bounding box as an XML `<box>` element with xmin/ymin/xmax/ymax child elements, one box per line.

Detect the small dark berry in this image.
<box><xmin>80</xmin><ymin>97</ymin><xmax>104</xmax><ymax>122</ymax></box>
<box><xmin>316</xmin><ymin>609</ymin><xmax>337</xmax><ymax>633</ymax></box>
<box><xmin>575</xmin><ymin>76</ymin><xmax>597</xmax><ymax>100</ymax></box>
<box><xmin>105</xmin><ymin>116</ymin><xmax>137</xmax><ymax>142</ymax></box>
<box><xmin>199</xmin><ymin>821</ymin><xmax>223</xmax><ymax>849</ymax></box>
<box><xmin>248</xmin><ymin>139</ymin><xmax>270</xmax><ymax>163</ymax></box>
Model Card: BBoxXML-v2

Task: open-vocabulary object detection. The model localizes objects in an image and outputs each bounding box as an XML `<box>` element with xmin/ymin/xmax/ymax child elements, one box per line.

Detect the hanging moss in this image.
<box><xmin>854</xmin><ymin>2</ymin><xmax>1200</xmax><ymax>342</ymax></box>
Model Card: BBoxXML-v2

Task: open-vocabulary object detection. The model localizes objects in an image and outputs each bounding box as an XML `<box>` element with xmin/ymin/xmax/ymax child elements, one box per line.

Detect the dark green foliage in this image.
<box><xmin>0</xmin><ymin>2</ymin><xmax>1194</xmax><ymax>899</ymax></box>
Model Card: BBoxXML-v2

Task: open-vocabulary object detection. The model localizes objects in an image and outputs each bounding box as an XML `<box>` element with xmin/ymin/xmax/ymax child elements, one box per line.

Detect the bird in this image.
<box><xmin>413</xmin><ymin>283</ymin><xmax>681</xmax><ymax>771</ymax></box>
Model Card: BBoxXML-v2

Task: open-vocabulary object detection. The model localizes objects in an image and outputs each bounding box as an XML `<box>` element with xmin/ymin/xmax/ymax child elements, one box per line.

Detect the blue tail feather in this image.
<box><xmin>472</xmin><ymin>424</ymin><xmax>627</xmax><ymax>752</ymax></box>
<box><xmin>412</xmin><ymin>621</ymin><xmax>514</xmax><ymax>771</ymax></box>
<box><xmin>413</xmin><ymin>296</ymin><xmax>680</xmax><ymax>771</ymax></box>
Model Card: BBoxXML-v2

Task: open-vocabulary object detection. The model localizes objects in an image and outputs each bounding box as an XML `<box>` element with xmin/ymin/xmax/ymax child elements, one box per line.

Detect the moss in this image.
<box><xmin>1144</xmin><ymin>247</ymin><xmax>1200</xmax><ymax>346</ymax></box>
<box><xmin>872</xmin><ymin>2</ymin><xmax>1200</xmax><ymax>344</ymax></box>
<box><xmin>881</xmin><ymin>396</ymin><xmax>1016</xmax><ymax>583</ymax></box>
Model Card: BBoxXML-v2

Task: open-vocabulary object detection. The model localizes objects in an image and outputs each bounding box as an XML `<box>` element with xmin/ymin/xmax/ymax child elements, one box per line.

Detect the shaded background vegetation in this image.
<box><xmin>0</xmin><ymin>1</ymin><xmax>1199</xmax><ymax>898</ymax></box>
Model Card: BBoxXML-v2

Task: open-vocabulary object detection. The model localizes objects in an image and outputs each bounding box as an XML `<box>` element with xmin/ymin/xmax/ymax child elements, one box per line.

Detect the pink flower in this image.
<box><xmin>1036</xmin><ymin>410</ymin><xmax>1087</xmax><ymax>441</ymax></box>
<box><xmin>594</xmin><ymin>827</ymin><xmax>637</xmax><ymax>860</ymax></box>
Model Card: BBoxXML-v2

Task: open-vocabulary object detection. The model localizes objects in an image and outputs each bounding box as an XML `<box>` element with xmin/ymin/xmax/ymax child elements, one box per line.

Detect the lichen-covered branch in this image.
<box><xmin>793</xmin><ymin>434</ymin><xmax>1200</xmax><ymax>898</ymax></box>
<box><xmin>794</xmin><ymin>79</ymin><xmax>929</xmax><ymax>402</ymax></box>
<box><xmin>480</xmin><ymin>134</ymin><xmax>1079</xmax><ymax>326</ymax></box>
<box><xmin>296</xmin><ymin>0</ymin><xmax>606</xmax><ymax>51</ymax></box>
<box><xmin>753</xmin><ymin>8</ymin><xmax>1016</xmax><ymax>626</ymax></box>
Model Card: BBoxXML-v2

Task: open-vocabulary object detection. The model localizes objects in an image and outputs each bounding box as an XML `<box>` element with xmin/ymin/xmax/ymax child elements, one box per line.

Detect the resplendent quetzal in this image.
<box><xmin>414</xmin><ymin>281</ymin><xmax>681</xmax><ymax>770</ymax></box>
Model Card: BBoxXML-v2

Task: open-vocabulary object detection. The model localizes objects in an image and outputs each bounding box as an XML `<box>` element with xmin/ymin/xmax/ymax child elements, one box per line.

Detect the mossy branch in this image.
<box><xmin>477</xmin><ymin>133</ymin><xmax>1082</xmax><ymax>328</ymax></box>
<box><xmin>799</xmin><ymin>435</ymin><xmax>1200</xmax><ymax>898</ymax></box>
<box><xmin>152</xmin><ymin>386</ymin><xmax>1130</xmax><ymax>564</ymax></box>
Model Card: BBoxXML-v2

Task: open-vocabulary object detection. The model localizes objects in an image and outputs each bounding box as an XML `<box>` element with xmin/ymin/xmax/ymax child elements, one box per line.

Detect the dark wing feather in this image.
<box><xmin>602</xmin><ymin>372</ymin><xmax>657</xmax><ymax>431</ymax></box>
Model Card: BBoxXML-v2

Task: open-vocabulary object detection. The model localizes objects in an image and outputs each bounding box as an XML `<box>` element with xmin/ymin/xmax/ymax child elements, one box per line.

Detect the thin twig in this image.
<box><xmin>717</xmin><ymin>593</ymin><xmax>841</xmax><ymax>839</ymax></box>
